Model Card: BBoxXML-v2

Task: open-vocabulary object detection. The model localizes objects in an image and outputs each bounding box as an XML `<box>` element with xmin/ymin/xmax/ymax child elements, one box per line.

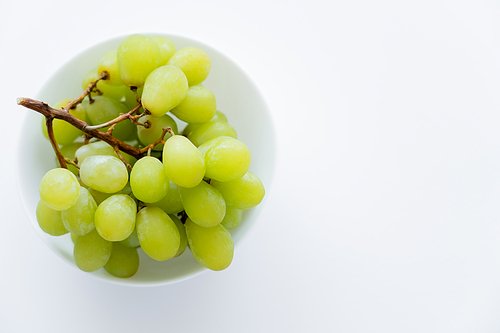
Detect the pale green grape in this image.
<box><xmin>61</xmin><ymin>187</ymin><xmax>96</xmax><ymax>236</ymax></box>
<box><xmin>137</xmin><ymin>114</ymin><xmax>177</xmax><ymax>151</ymax></box>
<box><xmin>82</xmin><ymin>70</ymin><xmax>99</xmax><ymax>90</ymax></box>
<box><xmin>188</xmin><ymin>119</ymin><xmax>237</xmax><ymax>147</ymax></box>
<box><xmin>104</xmin><ymin>243</ymin><xmax>140</xmax><ymax>278</ymax></box>
<box><xmin>179</xmin><ymin>181</ymin><xmax>226</xmax><ymax>227</ymax></box>
<box><xmin>36</xmin><ymin>199</ymin><xmax>68</xmax><ymax>236</ymax></box>
<box><xmin>75</xmin><ymin>141</ymin><xmax>136</xmax><ymax>167</ymax></box>
<box><xmin>171</xmin><ymin>85</ymin><xmax>216</xmax><ymax>124</ymax></box>
<box><xmin>71</xmin><ymin>233</ymin><xmax>78</xmax><ymax>244</ymax></box>
<box><xmin>88</xmin><ymin>183</ymin><xmax>132</xmax><ymax>206</ymax></box>
<box><xmin>57</xmin><ymin>142</ymin><xmax>83</xmax><ymax>176</ymax></box>
<box><xmin>42</xmin><ymin>99</ymin><xmax>86</xmax><ymax>145</ymax></box>
<box><xmin>98</xmin><ymin>81</ymin><xmax>138</xmax><ymax>110</ymax></box>
<box><xmin>80</xmin><ymin>155</ymin><xmax>128</xmax><ymax>193</ymax></box>
<box><xmin>163</xmin><ymin>135</ymin><xmax>205</xmax><ymax>188</ymax></box>
<box><xmin>167</xmin><ymin>47</ymin><xmax>211</xmax><ymax>86</ymax></box>
<box><xmin>119</xmin><ymin>227</ymin><xmax>140</xmax><ymax>248</ymax></box>
<box><xmin>136</xmin><ymin>207</ymin><xmax>180</xmax><ymax>261</ymax></box>
<box><xmin>141</xmin><ymin>65</ymin><xmax>188</xmax><ymax>117</ymax></box>
<box><xmin>182</xmin><ymin>110</ymin><xmax>228</xmax><ymax>136</ymax></box>
<box><xmin>185</xmin><ymin>219</ymin><xmax>233</xmax><ymax>271</ymax></box>
<box><xmin>97</xmin><ymin>50</ymin><xmax>122</xmax><ymax>86</ymax></box>
<box><xmin>95</xmin><ymin>194</ymin><xmax>136</xmax><ymax>241</ymax></box>
<box><xmin>146</xmin><ymin>181</ymin><xmax>183</xmax><ymax>214</ymax></box>
<box><xmin>74</xmin><ymin>229</ymin><xmax>112</xmax><ymax>272</ymax></box>
<box><xmin>130</xmin><ymin>156</ymin><xmax>169</xmax><ymax>203</ymax></box>
<box><xmin>221</xmin><ymin>206</ymin><xmax>243</xmax><ymax>230</ymax></box>
<box><xmin>39</xmin><ymin>168</ymin><xmax>80</xmax><ymax>210</ymax></box>
<box><xmin>170</xmin><ymin>215</ymin><xmax>187</xmax><ymax>257</ymax></box>
<box><xmin>117</xmin><ymin>34</ymin><xmax>162</xmax><ymax>87</ymax></box>
<box><xmin>211</xmin><ymin>172</ymin><xmax>265</xmax><ymax>210</ymax></box>
<box><xmin>153</xmin><ymin>36</ymin><xmax>176</xmax><ymax>65</ymax></box>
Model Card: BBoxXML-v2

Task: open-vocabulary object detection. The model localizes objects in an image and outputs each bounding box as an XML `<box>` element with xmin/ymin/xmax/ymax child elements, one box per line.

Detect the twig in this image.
<box><xmin>64</xmin><ymin>72</ymin><xmax>107</xmax><ymax>111</ymax></box>
<box><xmin>45</xmin><ymin>117</ymin><xmax>67</xmax><ymax>168</ymax></box>
<box><xmin>139</xmin><ymin>127</ymin><xmax>170</xmax><ymax>154</ymax></box>
<box><xmin>114</xmin><ymin>146</ymin><xmax>132</xmax><ymax>170</ymax></box>
<box><xmin>65</xmin><ymin>158</ymin><xmax>80</xmax><ymax>170</ymax></box>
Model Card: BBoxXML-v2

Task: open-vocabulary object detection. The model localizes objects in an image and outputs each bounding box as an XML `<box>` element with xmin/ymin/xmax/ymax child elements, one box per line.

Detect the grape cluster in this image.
<box><xmin>36</xmin><ymin>34</ymin><xmax>265</xmax><ymax>278</ymax></box>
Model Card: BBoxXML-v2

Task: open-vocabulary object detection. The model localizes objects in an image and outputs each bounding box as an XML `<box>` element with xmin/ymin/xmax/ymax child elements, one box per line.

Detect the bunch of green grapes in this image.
<box><xmin>36</xmin><ymin>34</ymin><xmax>265</xmax><ymax>278</ymax></box>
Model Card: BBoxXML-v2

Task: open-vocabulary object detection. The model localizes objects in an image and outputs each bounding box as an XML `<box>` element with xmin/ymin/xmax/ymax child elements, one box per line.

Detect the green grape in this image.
<box><xmin>153</xmin><ymin>36</ymin><xmax>176</xmax><ymax>65</ymax></box>
<box><xmin>98</xmin><ymin>81</ymin><xmax>138</xmax><ymax>110</ymax></box>
<box><xmin>211</xmin><ymin>172</ymin><xmax>265</xmax><ymax>210</ymax></box>
<box><xmin>36</xmin><ymin>199</ymin><xmax>68</xmax><ymax>236</ymax></box>
<box><xmin>170</xmin><ymin>215</ymin><xmax>187</xmax><ymax>257</ymax></box>
<box><xmin>82</xmin><ymin>69</ymin><xmax>99</xmax><ymax>90</ymax></box>
<box><xmin>188</xmin><ymin>119</ymin><xmax>237</xmax><ymax>147</ymax></box>
<box><xmin>221</xmin><ymin>206</ymin><xmax>243</xmax><ymax>230</ymax></box>
<box><xmin>88</xmin><ymin>183</ymin><xmax>132</xmax><ymax>206</ymax></box>
<box><xmin>171</xmin><ymin>85</ymin><xmax>216</xmax><ymax>124</ymax></box>
<box><xmin>179</xmin><ymin>181</ymin><xmax>226</xmax><ymax>227</ymax></box>
<box><xmin>182</xmin><ymin>110</ymin><xmax>228</xmax><ymax>136</ymax></box>
<box><xmin>185</xmin><ymin>218</ymin><xmax>233</xmax><ymax>271</ymax></box>
<box><xmin>167</xmin><ymin>47</ymin><xmax>211</xmax><ymax>86</ymax></box>
<box><xmin>61</xmin><ymin>187</ymin><xmax>96</xmax><ymax>236</ymax></box>
<box><xmin>146</xmin><ymin>181</ymin><xmax>183</xmax><ymax>214</ymax></box>
<box><xmin>141</xmin><ymin>65</ymin><xmax>188</xmax><ymax>117</ymax></box>
<box><xmin>130</xmin><ymin>156</ymin><xmax>169</xmax><ymax>203</ymax></box>
<box><xmin>57</xmin><ymin>142</ymin><xmax>83</xmax><ymax>176</ymax></box>
<box><xmin>71</xmin><ymin>233</ymin><xmax>78</xmax><ymax>244</ymax></box>
<box><xmin>119</xmin><ymin>227</ymin><xmax>140</xmax><ymax>248</ymax></box>
<box><xmin>73</xmin><ymin>229</ymin><xmax>112</xmax><ymax>272</ymax></box>
<box><xmin>42</xmin><ymin>99</ymin><xmax>86</xmax><ymax>145</ymax></box>
<box><xmin>75</xmin><ymin>140</ymin><xmax>135</xmax><ymax>167</ymax></box>
<box><xmin>97</xmin><ymin>50</ymin><xmax>122</xmax><ymax>86</ymax></box>
<box><xmin>94</xmin><ymin>194</ymin><xmax>137</xmax><ymax>241</ymax></box>
<box><xmin>163</xmin><ymin>135</ymin><xmax>205</xmax><ymax>188</ymax></box>
<box><xmin>80</xmin><ymin>155</ymin><xmax>128</xmax><ymax>193</ymax></box>
<box><xmin>82</xmin><ymin>95</ymin><xmax>134</xmax><ymax>141</ymax></box>
<box><xmin>137</xmin><ymin>114</ymin><xmax>178</xmax><ymax>151</ymax></box>
<box><xmin>117</xmin><ymin>34</ymin><xmax>162</xmax><ymax>87</ymax></box>
<box><xmin>198</xmin><ymin>136</ymin><xmax>251</xmax><ymax>182</ymax></box>
<box><xmin>136</xmin><ymin>207</ymin><xmax>180</xmax><ymax>261</ymax></box>
<box><xmin>104</xmin><ymin>243</ymin><xmax>140</xmax><ymax>278</ymax></box>
<box><xmin>39</xmin><ymin>168</ymin><xmax>80</xmax><ymax>210</ymax></box>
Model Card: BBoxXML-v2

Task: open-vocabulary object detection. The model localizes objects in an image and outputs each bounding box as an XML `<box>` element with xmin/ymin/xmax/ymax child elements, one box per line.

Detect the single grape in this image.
<box><xmin>98</xmin><ymin>81</ymin><xmax>138</xmax><ymax>110</ymax></box>
<box><xmin>211</xmin><ymin>172</ymin><xmax>265</xmax><ymax>210</ymax></box>
<box><xmin>71</xmin><ymin>233</ymin><xmax>78</xmax><ymax>244</ymax></box>
<box><xmin>61</xmin><ymin>187</ymin><xmax>96</xmax><ymax>236</ymax></box>
<box><xmin>104</xmin><ymin>243</ymin><xmax>140</xmax><ymax>278</ymax></box>
<box><xmin>88</xmin><ymin>183</ymin><xmax>132</xmax><ymax>206</ymax></box>
<box><xmin>188</xmin><ymin>119</ymin><xmax>237</xmax><ymax>147</ymax></box>
<box><xmin>97</xmin><ymin>50</ymin><xmax>122</xmax><ymax>86</ymax></box>
<box><xmin>82</xmin><ymin>70</ymin><xmax>99</xmax><ymax>90</ymax></box>
<box><xmin>75</xmin><ymin>140</ymin><xmax>136</xmax><ymax>167</ymax></box>
<box><xmin>136</xmin><ymin>207</ymin><xmax>180</xmax><ymax>261</ymax></box>
<box><xmin>39</xmin><ymin>168</ymin><xmax>80</xmax><ymax>211</ymax></box>
<box><xmin>171</xmin><ymin>85</ymin><xmax>216</xmax><ymax>124</ymax></box>
<box><xmin>36</xmin><ymin>199</ymin><xmax>68</xmax><ymax>236</ymax></box>
<box><xmin>73</xmin><ymin>229</ymin><xmax>112</xmax><ymax>272</ymax></box>
<box><xmin>117</xmin><ymin>34</ymin><xmax>162</xmax><ymax>87</ymax></box>
<box><xmin>94</xmin><ymin>194</ymin><xmax>137</xmax><ymax>241</ymax></box>
<box><xmin>185</xmin><ymin>218</ymin><xmax>234</xmax><ymax>271</ymax></box>
<box><xmin>153</xmin><ymin>36</ymin><xmax>176</xmax><ymax>65</ymax></box>
<box><xmin>182</xmin><ymin>110</ymin><xmax>228</xmax><ymax>136</ymax></box>
<box><xmin>130</xmin><ymin>156</ymin><xmax>169</xmax><ymax>203</ymax></box>
<box><xmin>42</xmin><ymin>99</ymin><xmax>86</xmax><ymax>145</ymax></box>
<box><xmin>80</xmin><ymin>155</ymin><xmax>128</xmax><ymax>193</ymax></box>
<box><xmin>57</xmin><ymin>142</ymin><xmax>83</xmax><ymax>176</ymax></box>
<box><xmin>221</xmin><ymin>206</ymin><xmax>243</xmax><ymax>230</ymax></box>
<box><xmin>119</xmin><ymin>227</ymin><xmax>140</xmax><ymax>248</ymax></box>
<box><xmin>167</xmin><ymin>47</ymin><xmax>211</xmax><ymax>86</ymax></box>
<box><xmin>179</xmin><ymin>181</ymin><xmax>226</xmax><ymax>227</ymax></box>
<box><xmin>141</xmin><ymin>65</ymin><xmax>188</xmax><ymax>117</ymax></box>
<box><xmin>169</xmin><ymin>215</ymin><xmax>187</xmax><ymax>257</ymax></box>
<box><xmin>137</xmin><ymin>114</ymin><xmax>178</xmax><ymax>151</ymax></box>
<box><xmin>146</xmin><ymin>181</ymin><xmax>183</xmax><ymax>214</ymax></box>
<box><xmin>163</xmin><ymin>135</ymin><xmax>205</xmax><ymax>188</ymax></box>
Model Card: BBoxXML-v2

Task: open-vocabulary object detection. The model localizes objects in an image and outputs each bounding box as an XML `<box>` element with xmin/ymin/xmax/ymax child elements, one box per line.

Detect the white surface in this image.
<box><xmin>2</xmin><ymin>0</ymin><xmax>500</xmax><ymax>332</ymax></box>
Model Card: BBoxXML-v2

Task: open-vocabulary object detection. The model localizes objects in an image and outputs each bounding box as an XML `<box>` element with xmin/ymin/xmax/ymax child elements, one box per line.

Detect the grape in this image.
<box><xmin>198</xmin><ymin>136</ymin><xmax>251</xmax><ymax>182</ymax></box>
<box><xmin>185</xmin><ymin>218</ymin><xmax>233</xmax><ymax>271</ymax></box>
<box><xmin>179</xmin><ymin>181</ymin><xmax>226</xmax><ymax>227</ymax></box>
<box><xmin>94</xmin><ymin>194</ymin><xmax>137</xmax><ymax>241</ymax></box>
<box><xmin>104</xmin><ymin>243</ymin><xmax>140</xmax><ymax>278</ymax></box>
<box><xmin>146</xmin><ymin>181</ymin><xmax>183</xmax><ymax>214</ymax></box>
<box><xmin>117</xmin><ymin>34</ymin><xmax>162</xmax><ymax>87</ymax></box>
<box><xmin>141</xmin><ymin>65</ymin><xmax>188</xmax><ymax>117</ymax></box>
<box><xmin>75</xmin><ymin>140</ymin><xmax>136</xmax><ymax>167</ymax></box>
<box><xmin>36</xmin><ymin>200</ymin><xmax>68</xmax><ymax>236</ymax></box>
<box><xmin>88</xmin><ymin>183</ymin><xmax>132</xmax><ymax>206</ymax></box>
<box><xmin>182</xmin><ymin>110</ymin><xmax>228</xmax><ymax>136</ymax></box>
<box><xmin>61</xmin><ymin>187</ymin><xmax>96</xmax><ymax>236</ymax></box>
<box><xmin>97</xmin><ymin>50</ymin><xmax>122</xmax><ymax>86</ymax></box>
<box><xmin>211</xmin><ymin>172</ymin><xmax>265</xmax><ymax>210</ymax></box>
<box><xmin>98</xmin><ymin>81</ymin><xmax>138</xmax><ymax>110</ymax></box>
<box><xmin>137</xmin><ymin>114</ymin><xmax>177</xmax><ymax>151</ymax></box>
<box><xmin>171</xmin><ymin>85</ymin><xmax>216</xmax><ymax>124</ymax></box>
<box><xmin>130</xmin><ymin>156</ymin><xmax>169</xmax><ymax>203</ymax></box>
<box><xmin>82</xmin><ymin>70</ymin><xmax>99</xmax><ymax>90</ymax></box>
<box><xmin>163</xmin><ymin>135</ymin><xmax>205</xmax><ymax>188</ymax></box>
<box><xmin>42</xmin><ymin>99</ymin><xmax>86</xmax><ymax>145</ymax></box>
<box><xmin>220</xmin><ymin>206</ymin><xmax>243</xmax><ymax>230</ymax></box>
<box><xmin>119</xmin><ymin>227</ymin><xmax>140</xmax><ymax>248</ymax></box>
<box><xmin>82</xmin><ymin>95</ymin><xmax>134</xmax><ymax>141</ymax></box>
<box><xmin>169</xmin><ymin>215</ymin><xmax>187</xmax><ymax>257</ymax></box>
<box><xmin>57</xmin><ymin>142</ymin><xmax>83</xmax><ymax>176</ymax></box>
<box><xmin>71</xmin><ymin>233</ymin><xmax>78</xmax><ymax>244</ymax></box>
<box><xmin>80</xmin><ymin>155</ymin><xmax>128</xmax><ymax>193</ymax></box>
<box><xmin>188</xmin><ymin>118</ymin><xmax>237</xmax><ymax>147</ymax></box>
<box><xmin>73</xmin><ymin>229</ymin><xmax>112</xmax><ymax>272</ymax></box>
<box><xmin>136</xmin><ymin>207</ymin><xmax>180</xmax><ymax>261</ymax></box>
<box><xmin>153</xmin><ymin>36</ymin><xmax>176</xmax><ymax>65</ymax></box>
<box><xmin>167</xmin><ymin>47</ymin><xmax>211</xmax><ymax>86</ymax></box>
<box><xmin>39</xmin><ymin>168</ymin><xmax>80</xmax><ymax>210</ymax></box>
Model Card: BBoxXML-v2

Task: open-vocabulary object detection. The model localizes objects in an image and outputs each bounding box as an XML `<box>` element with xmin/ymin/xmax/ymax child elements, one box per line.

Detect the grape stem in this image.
<box><xmin>45</xmin><ymin>117</ymin><xmax>67</xmax><ymax>168</ymax></box>
<box><xmin>113</xmin><ymin>146</ymin><xmax>132</xmax><ymax>170</ymax></box>
<box><xmin>65</xmin><ymin>158</ymin><xmax>80</xmax><ymax>170</ymax></box>
<box><xmin>139</xmin><ymin>127</ymin><xmax>170</xmax><ymax>154</ymax></box>
<box><xmin>64</xmin><ymin>72</ymin><xmax>107</xmax><ymax>111</ymax></box>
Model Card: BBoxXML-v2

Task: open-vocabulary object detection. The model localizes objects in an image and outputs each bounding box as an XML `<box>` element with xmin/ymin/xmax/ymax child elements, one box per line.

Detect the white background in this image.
<box><xmin>1</xmin><ymin>0</ymin><xmax>500</xmax><ymax>332</ymax></box>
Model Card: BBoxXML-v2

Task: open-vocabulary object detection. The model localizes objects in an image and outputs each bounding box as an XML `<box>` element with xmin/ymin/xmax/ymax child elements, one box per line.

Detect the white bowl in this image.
<box><xmin>17</xmin><ymin>33</ymin><xmax>277</xmax><ymax>286</ymax></box>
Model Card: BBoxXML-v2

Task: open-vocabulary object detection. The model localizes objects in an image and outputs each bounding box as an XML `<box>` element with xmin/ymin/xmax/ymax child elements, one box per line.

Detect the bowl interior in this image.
<box><xmin>17</xmin><ymin>33</ymin><xmax>277</xmax><ymax>286</ymax></box>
